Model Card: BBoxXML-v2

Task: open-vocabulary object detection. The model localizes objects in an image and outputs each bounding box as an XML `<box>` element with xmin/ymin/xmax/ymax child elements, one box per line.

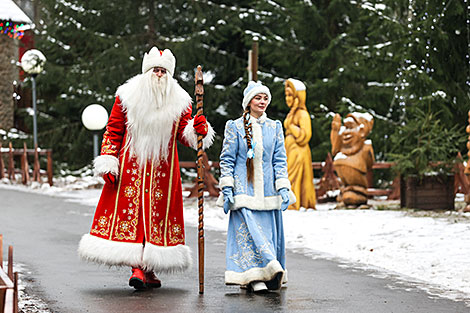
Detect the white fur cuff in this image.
<box><xmin>182</xmin><ymin>119</ymin><xmax>215</xmax><ymax>150</ymax></box>
<box><xmin>142</xmin><ymin>243</ymin><xmax>192</xmax><ymax>274</ymax></box>
<box><xmin>93</xmin><ymin>155</ymin><xmax>119</xmax><ymax>176</ymax></box>
<box><xmin>275</xmin><ymin>178</ymin><xmax>291</xmax><ymax>191</ymax></box>
<box><xmin>78</xmin><ymin>234</ymin><xmax>143</xmax><ymax>268</ymax></box>
<box><xmin>219</xmin><ymin>176</ymin><xmax>234</xmax><ymax>189</ymax></box>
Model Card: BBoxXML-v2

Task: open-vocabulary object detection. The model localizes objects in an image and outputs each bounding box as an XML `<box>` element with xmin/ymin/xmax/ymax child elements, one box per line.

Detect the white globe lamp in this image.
<box><xmin>81</xmin><ymin>104</ymin><xmax>108</xmax><ymax>158</ymax></box>
<box><xmin>21</xmin><ymin>49</ymin><xmax>47</xmax><ymax>148</ymax></box>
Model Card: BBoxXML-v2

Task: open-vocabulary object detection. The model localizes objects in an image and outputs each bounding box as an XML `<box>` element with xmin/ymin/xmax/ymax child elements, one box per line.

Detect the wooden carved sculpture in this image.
<box><xmin>284</xmin><ymin>78</ymin><xmax>316</xmax><ymax>210</ymax></box>
<box><xmin>331</xmin><ymin>112</ymin><xmax>374</xmax><ymax>208</ymax></box>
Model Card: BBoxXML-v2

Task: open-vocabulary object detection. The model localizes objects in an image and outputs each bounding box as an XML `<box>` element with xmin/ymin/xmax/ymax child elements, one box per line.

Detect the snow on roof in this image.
<box><xmin>0</xmin><ymin>0</ymin><xmax>33</xmax><ymax>24</ymax></box>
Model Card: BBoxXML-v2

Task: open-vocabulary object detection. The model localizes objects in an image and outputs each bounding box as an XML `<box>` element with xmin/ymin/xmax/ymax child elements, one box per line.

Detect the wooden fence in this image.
<box><xmin>180</xmin><ymin>152</ymin><xmax>399</xmax><ymax>200</ymax></box>
<box><xmin>181</xmin><ymin>152</ymin><xmax>470</xmax><ymax>203</ymax></box>
<box><xmin>0</xmin><ymin>142</ymin><xmax>53</xmax><ymax>186</ymax></box>
<box><xmin>0</xmin><ymin>235</ymin><xmax>18</xmax><ymax>313</ymax></box>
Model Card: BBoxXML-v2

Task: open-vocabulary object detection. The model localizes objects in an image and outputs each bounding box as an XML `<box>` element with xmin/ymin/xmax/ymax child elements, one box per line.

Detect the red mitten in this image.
<box><xmin>193</xmin><ymin>115</ymin><xmax>208</xmax><ymax>137</ymax></box>
<box><xmin>103</xmin><ymin>173</ymin><xmax>117</xmax><ymax>184</ymax></box>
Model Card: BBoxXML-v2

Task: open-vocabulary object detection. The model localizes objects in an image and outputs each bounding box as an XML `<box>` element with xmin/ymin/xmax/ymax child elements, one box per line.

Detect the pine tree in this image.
<box><xmin>31</xmin><ymin>0</ymin><xmax>470</xmax><ymax>172</ymax></box>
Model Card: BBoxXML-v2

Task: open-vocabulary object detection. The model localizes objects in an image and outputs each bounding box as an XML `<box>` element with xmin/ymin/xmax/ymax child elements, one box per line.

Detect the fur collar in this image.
<box><xmin>248</xmin><ymin>112</ymin><xmax>267</xmax><ymax>124</ymax></box>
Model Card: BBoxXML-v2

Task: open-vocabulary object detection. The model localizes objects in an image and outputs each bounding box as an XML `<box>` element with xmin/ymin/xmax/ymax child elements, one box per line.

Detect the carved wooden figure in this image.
<box><xmin>330</xmin><ymin>112</ymin><xmax>374</xmax><ymax>208</ymax></box>
<box><xmin>284</xmin><ymin>78</ymin><xmax>316</xmax><ymax>210</ymax></box>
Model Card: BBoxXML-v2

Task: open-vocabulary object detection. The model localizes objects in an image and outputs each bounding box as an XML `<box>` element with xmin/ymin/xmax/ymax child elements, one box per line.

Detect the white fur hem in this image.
<box><xmin>93</xmin><ymin>155</ymin><xmax>119</xmax><ymax>176</ymax></box>
<box><xmin>215</xmin><ymin>192</ymin><xmax>296</xmax><ymax>211</ymax></box>
<box><xmin>182</xmin><ymin>118</ymin><xmax>215</xmax><ymax>150</ymax></box>
<box><xmin>219</xmin><ymin>176</ymin><xmax>234</xmax><ymax>189</ymax></box>
<box><xmin>78</xmin><ymin>234</ymin><xmax>143</xmax><ymax>267</ymax></box>
<box><xmin>225</xmin><ymin>260</ymin><xmax>284</xmax><ymax>286</ymax></box>
<box><xmin>275</xmin><ymin>178</ymin><xmax>291</xmax><ymax>191</ymax></box>
<box><xmin>142</xmin><ymin>243</ymin><xmax>192</xmax><ymax>274</ymax></box>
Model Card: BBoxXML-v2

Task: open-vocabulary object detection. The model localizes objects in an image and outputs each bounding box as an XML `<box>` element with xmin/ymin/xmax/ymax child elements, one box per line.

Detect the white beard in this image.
<box><xmin>116</xmin><ymin>71</ymin><xmax>192</xmax><ymax>164</ymax></box>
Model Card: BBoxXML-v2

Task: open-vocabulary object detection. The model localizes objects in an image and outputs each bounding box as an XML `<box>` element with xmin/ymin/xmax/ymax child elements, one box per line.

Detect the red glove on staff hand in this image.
<box><xmin>193</xmin><ymin>115</ymin><xmax>208</xmax><ymax>137</ymax></box>
<box><xmin>103</xmin><ymin>173</ymin><xmax>117</xmax><ymax>184</ymax></box>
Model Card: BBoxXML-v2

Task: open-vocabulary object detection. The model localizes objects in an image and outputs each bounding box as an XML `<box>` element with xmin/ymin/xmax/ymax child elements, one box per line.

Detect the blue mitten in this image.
<box><xmin>279</xmin><ymin>188</ymin><xmax>290</xmax><ymax>211</ymax></box>
<box><xmin>222</xmin><ymin>187</ymin><xmax>234</xmax><ymax>214</ymax></box>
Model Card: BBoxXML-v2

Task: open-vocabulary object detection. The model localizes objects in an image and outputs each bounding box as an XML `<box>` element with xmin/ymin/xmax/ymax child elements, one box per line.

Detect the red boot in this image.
<box><xmin>129</xmin><ymin>267</ymin><xmax>147</xmax><ymax>290</ymax></box>
<box><xmin>145</xmin><ymin>271</ymin><xmax>162</xmax><ymax>288</ymax></box>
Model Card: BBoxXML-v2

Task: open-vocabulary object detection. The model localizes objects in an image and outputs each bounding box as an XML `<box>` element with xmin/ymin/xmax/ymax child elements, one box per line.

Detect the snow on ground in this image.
<box><xmin>2</xmin><ymin>177</ymin><xmax>470</xmax><ymax>306</ymax></box>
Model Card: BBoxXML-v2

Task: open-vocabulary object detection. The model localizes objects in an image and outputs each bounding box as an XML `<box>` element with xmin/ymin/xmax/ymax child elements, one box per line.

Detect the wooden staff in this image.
<box><xmin>194</xmin><ymin>65</ymin><xmax>205</xmax><ymax>294</ymax></box>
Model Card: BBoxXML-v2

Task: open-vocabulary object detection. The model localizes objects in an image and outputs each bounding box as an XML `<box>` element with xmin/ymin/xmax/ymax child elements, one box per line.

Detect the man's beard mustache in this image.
<box><xmin>149</xmin><ymin>72</ymin><xmax>170</xmax><ymax>109</ymax></box>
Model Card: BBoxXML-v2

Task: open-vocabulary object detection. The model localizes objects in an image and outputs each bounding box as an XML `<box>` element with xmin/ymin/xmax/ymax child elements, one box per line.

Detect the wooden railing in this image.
<box><xmin>0</xmin><ymin>142</ymin><xmax>53</xmax><ymax>186</ymax></box>
<box><xmin>0</xmin><ymin>235</ymin><xmax>18</xmax><ymax>313</ymax></box>
<box><xmin>182</xmin><ymin>153</ymin><xmax>470</xmax><ymax>203</ymax></box>
<box><xmin>180</xmin><ymin>153</ymin><xmax>398</xmax><ymax>200</ymax></box>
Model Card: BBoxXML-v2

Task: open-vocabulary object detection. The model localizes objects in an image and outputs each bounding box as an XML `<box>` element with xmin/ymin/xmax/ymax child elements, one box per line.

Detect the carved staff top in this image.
<box><xmin>195</xmin><ymin>65</ymin><xmax>204</xmax><ymax>114</ymax></box>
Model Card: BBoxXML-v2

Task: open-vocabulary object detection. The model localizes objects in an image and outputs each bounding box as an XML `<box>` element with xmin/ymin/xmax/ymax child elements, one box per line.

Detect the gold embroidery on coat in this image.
<box><xmin>101</xmin><ymin>133</ymin><xmax>118</xmax><ymax>155</ymax></box>
<box><xmin>168</xmin><ymin>221</ymin><xmax>184</xmax><ymax>245</ymax></box>
<box><xmin>150</xmin><ymin>220</ymin><xmax>164</xmax><ymax>245</ymax></box>
<box><xmin>91</xmin><ymin>214</ymin><xmax>113</xmax><ymax>237</ymax></box>
<box><xmin>108</xmin><ymin>141</ymin><xmax>128</xmax><ymax>240</ymax></box>
<box><xmin>124</xmin><ymin>186</ymin><xmax>136</xmax><ymax>198</ymax></box>
<box><xmin>164</xmin><ymin>120</ymin><xmax>179</xmax><ymax>246</ymax></box>
<box><xmin>112</xmin><ymin>155</ymin><xmax>141</xmax><ymax>241</ymax></box>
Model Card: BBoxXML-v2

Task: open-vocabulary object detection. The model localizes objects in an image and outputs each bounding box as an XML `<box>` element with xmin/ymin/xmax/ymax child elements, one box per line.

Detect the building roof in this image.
<box><xmin>0</xmin><ymin>0</ymin><xmax>33</xmax><ymax>24</ymax></box>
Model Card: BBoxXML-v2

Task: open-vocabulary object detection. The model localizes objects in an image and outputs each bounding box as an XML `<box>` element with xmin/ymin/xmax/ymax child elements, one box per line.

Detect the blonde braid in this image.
<box><xmin>243</xmin><ymin>108</ymin><xmax>254</xmax><ymax>183</ymax></box>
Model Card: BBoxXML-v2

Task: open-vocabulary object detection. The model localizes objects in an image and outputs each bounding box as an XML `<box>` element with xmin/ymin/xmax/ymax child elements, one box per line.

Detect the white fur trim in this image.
<box><xmin>219</xmin><ymin>176</ymin><xmax>234</xmax><ymax>189</ymax></box>
<box><xmin>215</xmin><ymin>192</ymin><xmax>296</xmax><ymax>211</ymax></box>
<box><xmin>182</xmin><ymin>118</ymin><xmax>215</xmax><ymax>150</ymax></box>
<box><xmin>78</xmin><ymin>234</ymin><xmax>143</xmax><ymax>267</ymax></box>
<box><xmin>142</xmin><ymin>47</ymin><xmax>176</xmax><ymax>76</ymax></box>
<box><xmin>251</xmin><ymin>121</ymin><xmax>265</xmax><ymax>206</ymax></box>
<box><xmin>225</xmin><ymin>260</ymin><xmax>285</xmax><ymax>286</ymax></box>
<box><xmin>93</xmin><ymin>155</ymin><xmax>119</xmax><ymax>176</ymax></box>
<box><xmin>216</xmin><ymin>194</ymin><xmax>224</xmax><ymax>206</ymax></box>
<box><xmin>142</xmin><ymin>243</ymin><xmax>192</xmax><ymax>274</ymax></box>
<box><xmin>275</xmin><ymin>178</ymin><xmax>291</xmax><ymax>191</ymax></box>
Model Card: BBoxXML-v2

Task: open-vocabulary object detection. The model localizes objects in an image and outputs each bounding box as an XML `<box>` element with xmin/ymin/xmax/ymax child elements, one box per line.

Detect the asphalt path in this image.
<box><xmin>0</xmin><ymin>188</ymin><xmax>468</xmax><ymax>312</ymax></box>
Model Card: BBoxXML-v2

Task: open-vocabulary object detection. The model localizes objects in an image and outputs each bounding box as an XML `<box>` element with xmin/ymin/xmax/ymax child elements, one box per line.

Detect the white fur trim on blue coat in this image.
<box><xmin>225</xmin><ymin>259</ymin><xmax>285</xmax><ymax>286</ymax></box>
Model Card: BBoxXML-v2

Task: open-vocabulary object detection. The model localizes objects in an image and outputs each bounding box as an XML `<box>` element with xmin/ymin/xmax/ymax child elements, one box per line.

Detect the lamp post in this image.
<box><xmin>81</xmin><ymin>104</ymin><xmax>108</xmax><ymax>158</ymax></box>
<box><xmin>20</xmin><ymin>49</ymin><xmax>46</xmax><ymax>148</ymax></box>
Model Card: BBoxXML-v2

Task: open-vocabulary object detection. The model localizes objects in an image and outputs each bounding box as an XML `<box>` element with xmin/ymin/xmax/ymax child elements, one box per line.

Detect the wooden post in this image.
<box><xmin>8</xmin><ymin>142</ymin><xmax>14</xmax><ymax>180</ymax></box>
<box><xmin>21</xmin><ymin>142</ymin><xmax>30</xmax><ymax>185</ymax></box>
<box><xmin>33</xmin><ymin>144</ymin><xmax>41</xmax><ymax>182</ymax></box>
<box><xmin>14</xmin><ymin>272</ymin><xmax>18</xmax><ymax>313</ymax></box>
<box><xmin>194</xmin><ymin>65</ymin><xmax>205</xmax><ymax>294</ymax></box>
<box><xmin>8</xmin><ymin>245</ymin><xmax>13</xmax><ymax>281</ymax></box>
<box><xmin>47</xmin><ymin>150</ymin><xmax>53</xmax><ymax>186</ymax></box>
<box><xmin>0</xmin><ymin>142</ymin><xmax>4</xmax><ymax>179</ymax></box>
<box><xmin>251</xmin><ymin>37</ymin><xmax>258</xmax><ymax>81</ymax></box>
